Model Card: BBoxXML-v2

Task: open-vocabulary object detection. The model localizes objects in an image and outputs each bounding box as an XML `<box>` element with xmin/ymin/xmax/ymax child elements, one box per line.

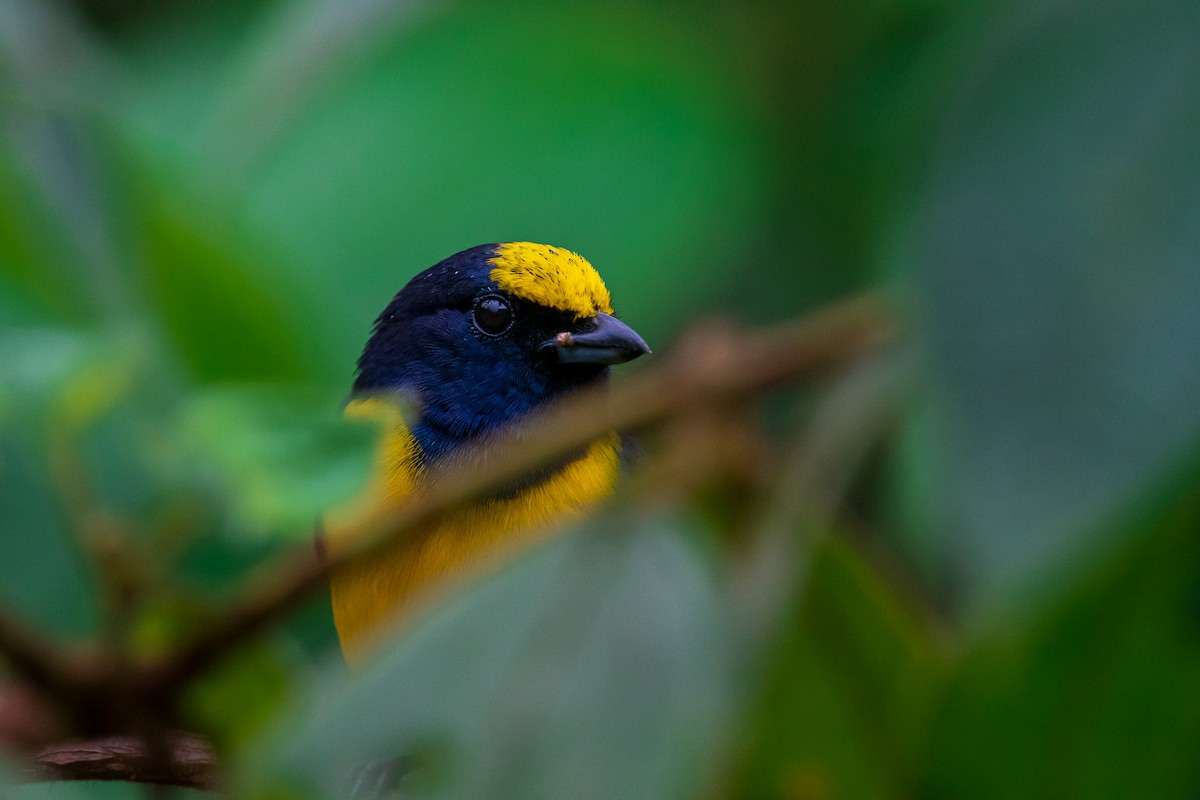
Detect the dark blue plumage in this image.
<box><xmin>353</xmin><ymin>244</ymin><xmax>609</xmax><ymax>464</ymax></box>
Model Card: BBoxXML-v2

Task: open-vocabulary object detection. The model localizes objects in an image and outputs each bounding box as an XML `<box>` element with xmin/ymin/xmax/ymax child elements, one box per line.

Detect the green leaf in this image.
<box><xmin>0</xmin><ymin>325</ymin><xmax>133</xmax><ymax>636</ymax></box>
<box><xmin>183</xmin><ymin>641</ymin><xmax>297</xmax><ymax>754</ymax></box>
<box><xmin>0</xmin><ymin>154</ymin><xmax>92</xmax><ymax>320</ymax></box>
<box><xmin>119</xmin><ymin>165</ymin><xmax>320</xmax><ymax>384</ymax></box>
<box><xmin>242</xmin><ymin>511</ymin><xmax>735</xmax><ymax>800</ymax></box>
<box><xmin>0</xmin><ymin>1</ymin><xmax>119</xmax><ymax>323</ymax></box>
<box><xmin>178</xmin><ymin>385</ymin><xmax>376</xmax><ymax>535</ymax></box>
<box><xmin>925</xmin><ymin>468</ymin><xmax>1200</xmax><ymax>799</ymax></box>
<box><xmin>898</xmin><ymin>0</ymin><xmax>1200</xmax><ymax>608</ymax></box>
<box><xmin>0</xmin><ymin>326</ymin><xmax>104</xmax><ymax>418</ymax></box>
<box><xmin>734</xmin><ymin>536</ymin><xmax>944</xmax><ymax>800</ymax></box>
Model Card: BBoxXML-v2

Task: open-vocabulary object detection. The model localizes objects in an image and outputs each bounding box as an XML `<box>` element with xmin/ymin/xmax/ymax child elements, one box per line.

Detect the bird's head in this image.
<box><xmin>354</xmin><ymin>242</ymin><xmax>650</xmax><ymax>462</ymax></box>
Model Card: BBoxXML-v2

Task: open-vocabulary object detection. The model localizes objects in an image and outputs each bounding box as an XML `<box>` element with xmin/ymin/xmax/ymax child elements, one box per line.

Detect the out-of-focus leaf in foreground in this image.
<box><xmin>243</xmin><ymin>511</ymin><xmax>734</xmax><ymax>800</ymax></box>
<box><xmin>899</xmin><ymin>0</ymin><xmax>1200</xmax><ymax>608</ymax></box>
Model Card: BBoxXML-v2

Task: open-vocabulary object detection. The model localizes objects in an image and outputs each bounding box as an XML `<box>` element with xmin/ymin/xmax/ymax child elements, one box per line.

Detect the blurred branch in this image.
<box><xmin>0</xmin><ymin>608</ymin><xmax>78</xmax><ymax>703</ymax></box>
<box><xmin>142</xmin><ymin>293</ymin><xmax>894</xmax><ymax>693</ymax></box>
<box><xmin>733</xmin><ymin>350</ymin><xmax>913</xmax><ymax>637</ymax></box>
<box><xmin>28</xmin><ymin>732</ymin><xmax>216</xmax><ymax>789</ymax></box>
<box><xmin>46</xmin><ymin>426</ymin><xmax>143</xmax><ymax>652</ymax></box>
<box><xmin>0</xmin><ymin>294</ymin><xmax>895</xmax><ymax>786</ymax></box>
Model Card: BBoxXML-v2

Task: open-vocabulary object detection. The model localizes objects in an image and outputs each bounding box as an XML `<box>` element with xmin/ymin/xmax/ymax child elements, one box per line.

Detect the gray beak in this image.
<box><xmin>543</xmin><ymin>312</ymin><xmax>651</xmax><ymax>365</ymax></box>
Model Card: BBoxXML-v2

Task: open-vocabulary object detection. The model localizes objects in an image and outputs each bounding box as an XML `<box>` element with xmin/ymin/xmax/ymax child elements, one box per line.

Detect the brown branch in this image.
<box><xmin>27</xmin><ymin>732</ymin><xmax>217</xmax><ymax>789</ymax></box>
<box><xmin>0</xmin><ymin>608</ymin><xmax>82</xmax><ymax>704</ymax></box>
<box><xmin>141</xmin><ymin>294</ymin><xmax>894</xmax><ymax>693</ymax></box>
<box><xmin>1</xmin><ymin>295</ymin><xmax>894</xmax><ymax>788</ymax></box>
<box><xmin>733</xmin><ymin>351</ymin><xmax>911</xmax><ymax>636</ymax></box>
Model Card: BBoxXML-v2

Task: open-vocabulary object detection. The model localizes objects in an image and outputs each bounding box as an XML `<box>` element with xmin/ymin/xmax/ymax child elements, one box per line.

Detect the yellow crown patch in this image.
<box><xmin>488</xmin><ymin>242</ymin><xmax>614</xmax><ymax>319</ymax></box>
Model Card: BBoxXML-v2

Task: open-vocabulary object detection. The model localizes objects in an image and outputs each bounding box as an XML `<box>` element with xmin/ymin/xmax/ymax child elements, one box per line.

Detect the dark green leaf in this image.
<box><xmin>734</xmin><ymin>536</ymin><xmax>944</xmax><ymax>800</ymax></box>
<box><xmin>925</xmin><ymin>470</ymin><xmax>1200</xmax><ymax>799</ymax></box>
<box><xmin>119</xmin><ymin>168</ymin><xmax>319</xmax><ymax>383</ymax></box>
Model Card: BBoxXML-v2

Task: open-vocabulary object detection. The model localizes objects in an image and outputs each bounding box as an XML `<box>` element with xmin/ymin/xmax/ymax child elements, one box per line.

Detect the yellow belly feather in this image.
<box><xmin>325</xmin><ymin>397</ymin><xmax>619</xmax><ymax>665</ymax></box>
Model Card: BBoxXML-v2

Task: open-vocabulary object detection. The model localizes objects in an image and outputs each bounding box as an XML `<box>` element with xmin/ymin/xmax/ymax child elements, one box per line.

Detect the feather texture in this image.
<box><xmin>325</xmin><ymin>243</ymin><xmax>643</xmax><ymax>664</ymax></box>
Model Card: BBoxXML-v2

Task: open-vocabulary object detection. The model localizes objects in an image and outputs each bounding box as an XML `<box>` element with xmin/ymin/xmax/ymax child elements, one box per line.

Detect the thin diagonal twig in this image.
<box><xmin>139</xmin><ymin>295</ymin><xmax>893</xmax><ymax>692</ymax></box>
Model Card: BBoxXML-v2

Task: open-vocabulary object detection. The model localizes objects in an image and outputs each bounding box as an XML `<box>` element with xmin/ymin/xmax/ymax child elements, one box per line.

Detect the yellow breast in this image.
<box><xmin>324</xmin><ymin>397</ymin><xmax>620</xmax><ymax>665</ymax></box>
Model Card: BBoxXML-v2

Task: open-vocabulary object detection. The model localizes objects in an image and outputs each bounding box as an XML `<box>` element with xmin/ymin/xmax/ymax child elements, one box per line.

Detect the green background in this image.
<box><xmin>2</xmin><ymin>0</ymin><xmax>1199</xmax><ymax>797</ymax></box>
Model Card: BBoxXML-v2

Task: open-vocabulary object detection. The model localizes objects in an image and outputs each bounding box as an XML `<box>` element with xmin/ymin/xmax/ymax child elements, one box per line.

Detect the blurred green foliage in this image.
<box><xmin>2</xmin><ymin>0</ymin><xmax>1199</xmax><ymax>798</ymax></box>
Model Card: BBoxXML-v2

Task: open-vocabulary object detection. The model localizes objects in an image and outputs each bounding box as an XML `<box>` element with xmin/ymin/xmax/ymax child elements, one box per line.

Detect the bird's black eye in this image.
<box><xmin>472</xmin><ymin>294</ymin><xmax>514</xmax><ymax>336</ymax></box>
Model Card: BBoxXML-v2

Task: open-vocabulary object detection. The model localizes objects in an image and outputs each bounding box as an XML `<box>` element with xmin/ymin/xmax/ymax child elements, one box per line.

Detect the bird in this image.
<box><xmin>323</xmin><ymin>242</ymin><xmax>650</xmax><ymax>665</ymax></box>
